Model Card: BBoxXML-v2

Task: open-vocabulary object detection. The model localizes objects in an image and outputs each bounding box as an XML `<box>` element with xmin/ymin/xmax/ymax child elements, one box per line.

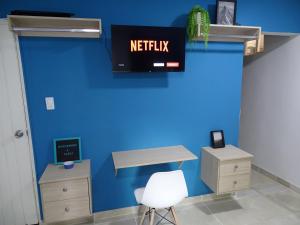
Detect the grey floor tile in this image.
<box><xmin>246</xmin><ymin>213</ymin><xmax>300</xmax><ymax>225</ymax></box>
<box><xmin>204</xmin><ymin>194</ymin><xmax>294</xmax><ymax>225</ymax></box>
<box><xmin>95</xmin><ymin>217</ymin><xmax>137</xmax><ymax>225</ymax></box>
<box><xmin>251</xmin><ymin>170</ymin><xmax>276</xmax><ymax>187</ymax></box>
<box><xmin>253</xmin><ymin>181</ymin><xmax>289</xmax><ymax>195</ymax></box>
<box><xmin>204</xmin><ymin>198</ymin><xmax>243</xmax><ymax>214</ymax></box>
<box><xmin>177</xmin><ymin>203</ymin><xmax>222</xmax><ymax>225</ymax></box>
<box><xmin>292</xmin><ymin>211</ymin><xmax>300</xmax><ymax>220</ymax></box>
<box><xmin>93</xmin><ymin>214</ymin><xmax>137</xmax><ymax>225</ymax></box>
<box><xmin>231</xmin><ymin>189</ymin><xmax>260</xmax><ymax>200</ymax></box>
<box><xmin>203</xmin><ymin>198</ymin><xmax>255</xmax><ymax>225</ymax></box>
<box><xmin>264</xmin><ymin>188</ymin><xmax>300</xmax><ymax>213</ymax></box>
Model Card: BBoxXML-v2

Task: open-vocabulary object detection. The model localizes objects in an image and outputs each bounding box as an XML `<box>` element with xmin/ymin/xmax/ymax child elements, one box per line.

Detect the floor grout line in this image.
<box><xmin>134</xmin><ymin>216</ymin><xmax>138</xmax><ymax>225</ymax></box>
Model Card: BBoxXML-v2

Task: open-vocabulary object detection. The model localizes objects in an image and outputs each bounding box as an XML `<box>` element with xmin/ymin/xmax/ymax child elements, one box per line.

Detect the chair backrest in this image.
<box><xmin>141</xmin><ymin>170</ymin><xmax>188</xmax><ymax>209</ymax></box>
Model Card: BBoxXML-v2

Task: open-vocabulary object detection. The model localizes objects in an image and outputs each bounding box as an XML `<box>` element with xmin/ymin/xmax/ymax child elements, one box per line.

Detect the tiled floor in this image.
<box><xmin>86</xmin><ymin>170</ymin><xmax>300</xmax><ymax>225</ymax></box>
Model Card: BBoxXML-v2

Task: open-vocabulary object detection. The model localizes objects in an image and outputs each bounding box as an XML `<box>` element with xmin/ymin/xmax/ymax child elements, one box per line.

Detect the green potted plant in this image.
<box><xmin>187</xmin><ymin>5</ymin><xmax>211</xmax><ymax>46</ymax></box>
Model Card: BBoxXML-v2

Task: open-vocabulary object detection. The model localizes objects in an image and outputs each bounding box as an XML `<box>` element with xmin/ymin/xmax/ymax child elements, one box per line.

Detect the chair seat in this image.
<box><xmin>134</xmin><ymin>187</ymin><xmax>145</xmax><ymax>204</ymax></box>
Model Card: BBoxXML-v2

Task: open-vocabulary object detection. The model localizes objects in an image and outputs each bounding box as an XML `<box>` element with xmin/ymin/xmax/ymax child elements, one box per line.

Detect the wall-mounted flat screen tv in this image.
<box><xmin>111</xmin><ymin>25</ymin><xmax>186</xmax><ymax>72</ymax></box>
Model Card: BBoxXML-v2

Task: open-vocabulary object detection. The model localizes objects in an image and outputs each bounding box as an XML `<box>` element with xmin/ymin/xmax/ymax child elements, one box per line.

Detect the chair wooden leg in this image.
<box><xmin>149</xmin><ymin>208</ymin><xmax>155</xmax><ymax>225</ymax></box>
<box><xmin>139</xmin><ymin>206</ymin><xmax>148</xmax><ymax>225</ymax></box>
<box><xmin>170</xmin><ymin>206</ymin><xmax>179</xmax><ymax>225</ymax></box>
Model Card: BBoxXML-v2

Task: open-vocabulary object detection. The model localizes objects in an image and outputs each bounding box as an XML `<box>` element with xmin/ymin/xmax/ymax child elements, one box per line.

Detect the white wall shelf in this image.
<box><xmin>8</xmin><ymin>15</ymin><xmax>102</xmax><ymax>38</ymax></box>
<box><xmin>194</xmin><ymin>24</ymin><xmax>262</xmax><ymax>43</ymax></box>
<box><xmin>193</xmin><ymin>24</ymin><xmax>263</xmax><ymax>56</ymax></box>
<box><xmin>263</xmin><ymin>32</ymin><xmax>299</xmax><ymax>37</ymax></box>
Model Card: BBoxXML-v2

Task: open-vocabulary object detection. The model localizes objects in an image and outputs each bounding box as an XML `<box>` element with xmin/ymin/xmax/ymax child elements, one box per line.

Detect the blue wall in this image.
<box><xmin>1</xmin><ymin>0</ymin><xmax>300</xmax><ymax>213</ymax></box>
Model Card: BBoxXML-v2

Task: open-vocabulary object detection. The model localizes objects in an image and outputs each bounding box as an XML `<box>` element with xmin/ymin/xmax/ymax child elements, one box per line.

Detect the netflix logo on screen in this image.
<box><xmin>130</xmin><ymin>40</ymin><xmax>169</xmax><ymax>52</ymax></box>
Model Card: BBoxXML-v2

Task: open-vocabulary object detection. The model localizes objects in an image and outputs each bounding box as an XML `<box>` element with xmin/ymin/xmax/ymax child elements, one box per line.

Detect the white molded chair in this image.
<box><xmin>134</xmin><ymin>170</ymin><xmax>188</xmax><ymax>225</ymax></box>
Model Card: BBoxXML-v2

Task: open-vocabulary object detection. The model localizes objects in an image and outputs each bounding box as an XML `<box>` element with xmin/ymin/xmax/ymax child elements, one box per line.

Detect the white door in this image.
<box><xmin>0</xmin><ymin>20</ymin><xmax>39</xmax><ymax>225</ymax></box>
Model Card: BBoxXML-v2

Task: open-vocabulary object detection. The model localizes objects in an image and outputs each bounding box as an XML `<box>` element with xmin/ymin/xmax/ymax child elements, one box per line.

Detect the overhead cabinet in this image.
<box><xmin>8</xmin><ymin>15</ymin><xmax>102</xmax><ymax>38</ymax></box>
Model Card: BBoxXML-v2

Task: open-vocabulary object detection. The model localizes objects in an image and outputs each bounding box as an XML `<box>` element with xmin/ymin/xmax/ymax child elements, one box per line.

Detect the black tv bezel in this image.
<box><xmin>111</xmin><ymin>25</ymin><xmax>186</xmax><ymax>73</ymax></box>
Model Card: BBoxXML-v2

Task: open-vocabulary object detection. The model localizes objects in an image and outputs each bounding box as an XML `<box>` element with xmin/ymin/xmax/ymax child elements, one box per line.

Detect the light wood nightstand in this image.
<box><xmin>201</xmin><ymin>145</ymin><xmax>253</xmax><ymax>195</ymax></box>
<box><xmin>39</xmin><ymin>160</ymin><xmax>92</xmax><ymax>224</ymax></box>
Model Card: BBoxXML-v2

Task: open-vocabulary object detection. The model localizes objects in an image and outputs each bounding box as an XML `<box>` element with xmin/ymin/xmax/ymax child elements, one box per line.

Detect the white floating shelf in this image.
<box><xmin>263</xmin><ymin>32</ymin><xmax>299</xmax><ymax>37</ymax></box>
<box><xmin>8</xmin><ymin>15</ymin><xmax>102</xmax><ymax>38</ymax></box>
<box><xmin>194</xmin><ymin>24</ymin><xmax>261</xmax><ymax>42</ymax></box>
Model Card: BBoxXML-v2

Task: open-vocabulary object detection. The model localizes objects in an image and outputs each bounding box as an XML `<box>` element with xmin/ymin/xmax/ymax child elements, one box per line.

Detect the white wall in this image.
<box><xmin>240</xmin><ymin>35</ymin><xmax>300</xmax><ymax>188</ymax></box>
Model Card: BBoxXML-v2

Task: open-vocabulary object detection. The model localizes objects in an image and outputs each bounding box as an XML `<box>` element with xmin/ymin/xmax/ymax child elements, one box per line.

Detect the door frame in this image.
<box><xmin>0</xmin><ymin>19</ymin><xmax>41</xmax><ymax>223</ymax></box>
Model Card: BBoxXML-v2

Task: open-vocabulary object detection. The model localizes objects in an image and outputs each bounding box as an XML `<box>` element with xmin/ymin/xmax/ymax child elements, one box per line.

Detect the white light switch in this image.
<box><xmin>45</xmin><ymin>97</ymin><xmax>55</xmax><ymax>110</ymax></box>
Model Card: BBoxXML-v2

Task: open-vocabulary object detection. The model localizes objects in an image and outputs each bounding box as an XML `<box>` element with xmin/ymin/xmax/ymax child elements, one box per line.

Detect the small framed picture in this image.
<box><xmin>210</xmin><ymin>130</ymin><xmax>225</xmax><ymax>148</ymax></box>
<box><xmin>54</xmin><ymin>137</ymin><xmax>82</xmax><ymax>164</ymax></box>
<box><xmin>216</xmin><ymin>0</ymin><xmax>237</xmax><ymax>25</ymax></box>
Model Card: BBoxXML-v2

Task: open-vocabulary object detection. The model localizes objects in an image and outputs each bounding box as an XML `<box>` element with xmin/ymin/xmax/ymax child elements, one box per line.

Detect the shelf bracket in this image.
<box><xmin>178</xmin><ymin>161</ymin><xmax>184</xmax><ymax>169</ymax></box>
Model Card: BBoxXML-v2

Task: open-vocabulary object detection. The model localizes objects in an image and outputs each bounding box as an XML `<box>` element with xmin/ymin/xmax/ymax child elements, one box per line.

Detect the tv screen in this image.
<box><xmin>111</xmin><ymin>25</ymin><xmax>186</xmax><ymax>72</ymax></box>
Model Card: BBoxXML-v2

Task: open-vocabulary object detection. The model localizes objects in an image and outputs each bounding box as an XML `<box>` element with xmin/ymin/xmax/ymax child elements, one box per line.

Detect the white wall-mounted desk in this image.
<box><xmin>112</xmin><ymin>145</ymin><xmax>198</xmax><ymax>175</ymax></box>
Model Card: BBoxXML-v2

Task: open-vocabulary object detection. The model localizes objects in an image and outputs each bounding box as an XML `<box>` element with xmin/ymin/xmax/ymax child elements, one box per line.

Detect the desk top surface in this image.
<box><xmin>39</xmin><ymin>160</ymin><xmax>90</xmax><ymax>184</ymax></box>
<box><xmin>112</xmin><ymin>145</ymin><xmax>198</xmax><ymax>169</ymax></box>
<box><xmin>202</xmin><ymin>145</ymin><xmax>253</xmax><ymax>161</ymax></box>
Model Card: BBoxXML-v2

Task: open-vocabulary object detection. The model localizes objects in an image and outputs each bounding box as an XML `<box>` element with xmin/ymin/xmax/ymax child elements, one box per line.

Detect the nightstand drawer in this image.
<box><xmin>218</xmin><ymin>174</ymin><xmax>250</xmax><ymax>194</ymax></box>
<box><xmin>219</xmin><ymin>159</ymin><xmax>251</xmax><ymax>177</ymax></box>
<box><xmin>41</xmin><ymin>178</ymin><xmax>89</xmax><ymax>202</ymax></box>
<box><xmin>43</xmin><ymin>197</ymin><xmax>90</xmax><ymax>223</ymax></box>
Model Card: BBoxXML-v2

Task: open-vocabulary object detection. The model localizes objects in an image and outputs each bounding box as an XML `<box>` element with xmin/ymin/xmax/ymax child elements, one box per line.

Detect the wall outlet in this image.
<box><xmin>45</xmin><ymin>97</ymin><xmax>55</xmax><ymax>110</ymax></box>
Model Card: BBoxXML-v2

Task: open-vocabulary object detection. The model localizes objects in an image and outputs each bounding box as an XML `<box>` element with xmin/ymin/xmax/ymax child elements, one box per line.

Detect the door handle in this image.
<box><xmin>14</xmin><ymin>130</ymin><xmax>24</xmax><ymax>138</ymax></box>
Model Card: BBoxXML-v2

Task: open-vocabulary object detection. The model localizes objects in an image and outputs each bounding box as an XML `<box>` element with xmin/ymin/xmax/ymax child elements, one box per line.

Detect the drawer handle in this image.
<box><xmin>65</xmin><ymin>207</ymin><xmax>70</xmax><ymax>212</ymax></box>
<box><xmin>234</xmin><ymin>165</ymin><xmax>239</xmax><ymax>169</ymax></box>
<box><xmin>233</xmin><ymin>181</ymin><xmax>238</xmax><ymax>185</ymax></box>
<box><xmin>62</xmin><ymin>187</ymin><xmax>68</xmax><ymax>192</ymax></box>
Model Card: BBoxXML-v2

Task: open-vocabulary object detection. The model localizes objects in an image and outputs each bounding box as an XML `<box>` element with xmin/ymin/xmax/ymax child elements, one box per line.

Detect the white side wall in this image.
<box><xmin>240</xmin><ymin>35</ymin><xmax>300</xmax><ymax>188</ymax></box>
